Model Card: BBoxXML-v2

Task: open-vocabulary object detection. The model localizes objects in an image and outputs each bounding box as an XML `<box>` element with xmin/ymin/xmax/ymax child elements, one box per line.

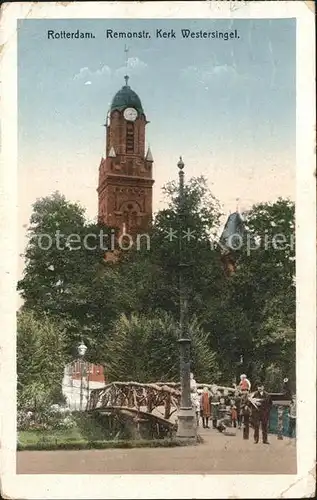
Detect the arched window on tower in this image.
<box><xmin>121</xmin><ymin>201</ymin><xmax>142</xmax><ymax>234</ymax></box>
<box><xmin>126</xmin><ymin>122</ymin><xmax>134</xmax><ymax>153</ymax></box>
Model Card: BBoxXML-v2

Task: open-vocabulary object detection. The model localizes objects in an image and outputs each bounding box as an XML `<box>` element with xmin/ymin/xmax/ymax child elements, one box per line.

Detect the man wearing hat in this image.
<box><xmin>251</xmin><ymin>382</ymin><xmax>272</xmax><ymax>444</ymax></box>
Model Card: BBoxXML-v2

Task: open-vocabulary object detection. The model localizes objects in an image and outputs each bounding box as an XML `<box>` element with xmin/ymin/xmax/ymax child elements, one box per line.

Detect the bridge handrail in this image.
<box><xmin>89</xmin><ymin>381</ymin><xmax>181</xmax><ymax>396</ymax></box>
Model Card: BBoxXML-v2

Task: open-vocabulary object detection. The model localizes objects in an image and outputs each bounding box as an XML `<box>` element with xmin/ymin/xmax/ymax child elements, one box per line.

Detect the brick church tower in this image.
<box><xmin>97</xmin><ymin>75</ymin><xmax>154</xmax><ymax>236</ymax></box>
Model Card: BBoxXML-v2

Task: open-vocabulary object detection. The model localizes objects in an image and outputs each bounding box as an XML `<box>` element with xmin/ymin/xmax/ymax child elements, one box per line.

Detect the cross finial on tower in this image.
<box><xmin>124</xmin><ymin>44</ymin><xmax>129</xmax><ymax>63</ymax></box>
<box><xmin>236</xmin><ymin>197</ymin><xmax>240</xmax><ymax>212</ymax></box>
<box><xmin>124</xmin><ymin>45</ymin><xmax>130</xmax><ymax>86</ymax></box>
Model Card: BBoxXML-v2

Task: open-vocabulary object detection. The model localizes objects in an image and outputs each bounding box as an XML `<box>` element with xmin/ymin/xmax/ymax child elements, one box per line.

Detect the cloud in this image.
<box><xmin>73</xmin><ymin>64</ymin><xmax>111</xmax><ymax>81</ymax></box>
<box><xmin>73</xmin><ymin>57</ymin><xmax>147</xmax><ymax>83</ymax></box>
<box><xmin>212</xmin><ymin>64</ymin><xmax>236</xmax><ymax>76</ymax></box>
<box><xmin>181</xmin><ymin>63</ymin><xmax>237</xmax><ymax>86</ymax></box>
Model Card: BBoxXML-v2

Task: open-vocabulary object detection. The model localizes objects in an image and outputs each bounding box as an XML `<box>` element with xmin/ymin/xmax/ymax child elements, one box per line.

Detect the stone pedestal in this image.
<box><xmin>176</xmin><ymin>407</ymin><xmax>197</xmax><ymax>439</ymax></box>
<box><xmin>176</xmin><ymin>336</ymin><xmax>197</xmax><ymax>440</ymax></box>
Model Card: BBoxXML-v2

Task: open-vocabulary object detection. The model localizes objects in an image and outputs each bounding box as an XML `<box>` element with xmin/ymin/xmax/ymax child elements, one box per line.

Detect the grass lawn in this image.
<box><xmin>18</xmin><ymin>427</ymin><xmax>83</xmax><ymax>445</ymax></box>
<box><xmin>17</xmin><ymin>430</ymin><xmax>199</xmax><ymax>451</ymax></box>
<box><xmin>18</xmin><ymin>412</ymin><xmax>110</xmax><ymax>449</ymax></box>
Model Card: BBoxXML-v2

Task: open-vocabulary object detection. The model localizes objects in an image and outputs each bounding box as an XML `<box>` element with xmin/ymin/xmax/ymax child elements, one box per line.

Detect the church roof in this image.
<box><xmin>110</xmin><ymin>84</ymin><xmax>144</xmax><ymax>114</ymax></box>
<box><xmin>219</xmin><ymin>211</ymin><xmax>246</xmax><ymax>252</ymax></box>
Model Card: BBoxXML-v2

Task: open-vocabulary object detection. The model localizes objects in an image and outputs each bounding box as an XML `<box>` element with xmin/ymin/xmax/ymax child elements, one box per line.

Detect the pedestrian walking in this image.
<box><xmin>200</xmin><ymin>386</ymin><xmax>211</xmax><ymax>428</ymax></box>
<box><xmin>210</xmin><ymin>385</ymin><xmax>220</xmax><ymax>429</ymax></box>
<box><xmin>288</xmin><ymin>396</ymin><xmax>296</xmax><ymax>438</ymax></box>
<box><xmin>251</xmin><ymin>382</ymin><xmax>272</xmax><ymax>444</ymax></box>
<box><xmin>240</xmin><ymin>392</ymin><xmax>251</xmax><ymax>439</ymax></box>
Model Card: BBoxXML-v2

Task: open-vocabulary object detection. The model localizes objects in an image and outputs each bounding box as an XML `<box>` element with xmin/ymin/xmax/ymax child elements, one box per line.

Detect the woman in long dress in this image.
<box><xmin>200</xmin><ymin>386</ymin><xmax>211</xmax><ymax>428</ymax></box>
<box><xmin>210</xmin><ymin>385</ymin><xmax>220</xmax><ymax>429</ymax></box>
<box><xmin>190</xmin><ymin>373</ymin><xmax>200</xmax><ymax>426</ymax></box>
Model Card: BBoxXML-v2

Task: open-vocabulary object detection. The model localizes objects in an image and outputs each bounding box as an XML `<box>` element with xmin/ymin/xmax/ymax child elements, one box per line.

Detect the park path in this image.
<box><xmin>17</xmin><ymin>428</ymin><xmax>296</xmax><ymax>475</ymax></box>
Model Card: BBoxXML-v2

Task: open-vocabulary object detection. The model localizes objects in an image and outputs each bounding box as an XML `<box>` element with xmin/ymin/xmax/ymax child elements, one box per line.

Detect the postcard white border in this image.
<box><xmin>0</xmin><ymin>1</ymin><xmax>315</xmax><ymax>498</ymax></box>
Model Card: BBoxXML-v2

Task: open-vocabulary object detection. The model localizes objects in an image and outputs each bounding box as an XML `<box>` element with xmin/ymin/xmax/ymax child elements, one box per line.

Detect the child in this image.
<box><xmin>241</xmin><ymin>397</ymin><xmax>251</xmax><ymax>439</ymax></box>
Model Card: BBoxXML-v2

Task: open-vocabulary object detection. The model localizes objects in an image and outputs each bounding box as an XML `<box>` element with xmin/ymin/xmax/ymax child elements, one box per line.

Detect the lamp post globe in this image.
<box><xmin>78</xmin><ymin>340</ymin><xmax>87</xmax><ymax>410</ymax></box>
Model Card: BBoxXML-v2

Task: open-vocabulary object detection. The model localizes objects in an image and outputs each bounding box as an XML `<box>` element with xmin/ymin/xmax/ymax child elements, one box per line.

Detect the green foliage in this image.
<box><xmin>17</xmin><ymin>310</ymin><xmax>67</xmax><ymax>409</ymax></box>
<box><xmin>225</xmin><ymin>198</ymin><xmax>296</xmax><ymax>383</ymax></box>
<box><xmin>18</xmin><ymin>182</ymin><xmax>296</xmax><ymax>390</ymax></box>
<box><xmin>105</xmin><ymin>311</ymin><xmax>220</xmax><ymax>383</ymax></box>
<box><xmin>18</xmin><ymin>191</ymin><xmax>133</xmax><ymax>361</ymax></box>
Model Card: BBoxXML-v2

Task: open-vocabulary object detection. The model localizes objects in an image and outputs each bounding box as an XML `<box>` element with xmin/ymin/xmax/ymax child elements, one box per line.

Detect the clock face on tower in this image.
<box><xmin>123</xmin><ymin>107</ymin><xmax>138</xmax><ymax>122</ymax></box>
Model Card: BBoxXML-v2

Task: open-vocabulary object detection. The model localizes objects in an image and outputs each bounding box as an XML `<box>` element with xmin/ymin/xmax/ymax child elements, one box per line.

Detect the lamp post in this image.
<box><xmin>78</xmin><ymin>340</ymin><xmax>87</xmax><ymax>411</ymax></box>
<box><xmin>176</xmin><ymin>156</ymin><xmax>196</xmax><ymax>440</ymax></box>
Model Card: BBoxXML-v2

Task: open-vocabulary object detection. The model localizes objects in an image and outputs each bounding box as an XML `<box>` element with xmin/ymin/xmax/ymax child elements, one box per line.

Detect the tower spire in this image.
<box><xmin>124</xmin><ymin>45</ymin><xmax>130</xmax><ymax>86</ymax></box>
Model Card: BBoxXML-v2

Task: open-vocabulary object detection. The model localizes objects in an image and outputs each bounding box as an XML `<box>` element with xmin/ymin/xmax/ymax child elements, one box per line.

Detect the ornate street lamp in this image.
<box><xmin>78</xmin><ymin>340</ymin><xmax>87</xmax><ymax>411</ymax></box>
<box><xmin>176</xmin><ymin>156</ymin><xmax>196</xmax><ymax>439</ymax></box>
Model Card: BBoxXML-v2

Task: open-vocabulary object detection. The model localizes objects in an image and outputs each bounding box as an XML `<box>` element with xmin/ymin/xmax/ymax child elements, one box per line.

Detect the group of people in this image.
<box><xmin>190</xmin><ymin>373</ymin><xmax>296</xmax><ymax>444</ymax></box>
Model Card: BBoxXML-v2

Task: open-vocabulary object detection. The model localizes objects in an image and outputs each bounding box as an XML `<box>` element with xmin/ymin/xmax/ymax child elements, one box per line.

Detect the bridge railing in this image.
<box><xmin>87</xmin><ymin>381</ymin><xmax>181</xmax><ymax>420</ymax></box>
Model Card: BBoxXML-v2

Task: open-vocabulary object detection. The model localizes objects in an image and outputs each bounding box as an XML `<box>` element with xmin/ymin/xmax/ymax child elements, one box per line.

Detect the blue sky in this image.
<box><xmin>18</xmin><ymin>18</ymin><xmax>295</xmax><ymax>264</ymax></box>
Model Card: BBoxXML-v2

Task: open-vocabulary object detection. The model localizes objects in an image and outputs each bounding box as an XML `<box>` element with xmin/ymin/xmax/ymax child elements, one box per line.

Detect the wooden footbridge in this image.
<box><xmin>86</xmin><ymin>381</ymin><xmax>237</xmax><ymax>438</ymax></box>
<box><xmin>87</xmin><ymin>381</ymin><xmax>181</xmax><ymax>435</ymax></box>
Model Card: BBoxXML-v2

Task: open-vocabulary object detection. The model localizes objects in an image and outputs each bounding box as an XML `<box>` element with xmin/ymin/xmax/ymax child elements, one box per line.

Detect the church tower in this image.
<box><xmin>97</xmin><ymin>75</ymin><xmax>154</xmax><ymax>236</ymax></box>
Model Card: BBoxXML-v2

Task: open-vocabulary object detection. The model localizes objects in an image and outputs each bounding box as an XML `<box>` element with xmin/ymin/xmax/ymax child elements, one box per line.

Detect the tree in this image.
<box><xmin>105</xmin><ymin>311</ymin><xmax>220</xmax><ymax>383</ymax></box>
<box><xmin>18</xmin><ymin>191</ymin><xmax>106</xmax><ymax>313</ymax></box>
<box><xmin>228</xmin><ymin>199</ymin><xmax>296</xmax><ymax>384</ymax></box>
<box><xmin>17</xmin><ymin>310</ymin><xmax>67</xmax><ymax>409</ymax></box>
<box><xmin>18</xmin><ymin>192</ymin><xmax>133</xmax><ymax>362</ymax></box>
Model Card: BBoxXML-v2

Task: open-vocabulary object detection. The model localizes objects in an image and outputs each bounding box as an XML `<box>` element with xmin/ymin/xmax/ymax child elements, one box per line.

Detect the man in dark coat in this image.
<box><xmin>240</xmin><ymin>391</ymin><xmax>251</xmax><ymax>439</ymax></box>
<box><xmin>251</xmin><ymin>382</ymin><xmax>273</xmax><ymax>444</ymax></box>
<box><xmin>234</xmin><ymin>390</ymin><xmax>242</xmax><ymax>429</ymax></box>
